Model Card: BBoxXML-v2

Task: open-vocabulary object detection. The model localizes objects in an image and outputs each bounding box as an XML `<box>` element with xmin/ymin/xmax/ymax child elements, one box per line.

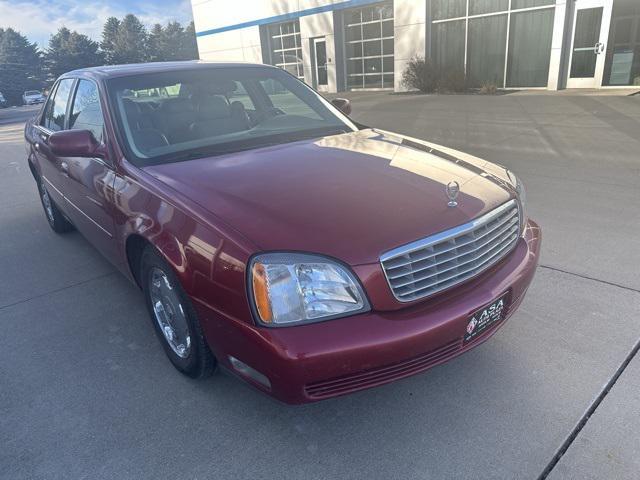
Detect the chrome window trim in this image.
<box><xmin>380</xmin><ymin>199</ymin><xmax>520</xmax><ymax>303</ymax></box>
<box><xmin>34</xmin><ymin>124</ymin><xmax>54</xmax><ymax>136</ymax></box>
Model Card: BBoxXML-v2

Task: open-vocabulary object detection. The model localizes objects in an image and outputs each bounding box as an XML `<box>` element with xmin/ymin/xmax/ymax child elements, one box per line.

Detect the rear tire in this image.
<box><xmin>38</xmin><ymin>177</ymin><xmax>74</xmax><ymax>233</ymax></box>
<box><xmin>141</xmin><ymin>246</ymin><xmax>216</xmax><ymax>379</ymax></box>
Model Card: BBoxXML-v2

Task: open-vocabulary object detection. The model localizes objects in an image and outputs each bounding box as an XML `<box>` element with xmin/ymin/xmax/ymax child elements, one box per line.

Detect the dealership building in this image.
<box><xmin>191</xmin><ymin>0</ymin><xmax>640</xmax><ymax>92</ymax></box>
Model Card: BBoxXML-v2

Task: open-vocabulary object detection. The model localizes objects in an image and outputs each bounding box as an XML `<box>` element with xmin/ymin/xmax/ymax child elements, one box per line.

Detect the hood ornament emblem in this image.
<box><xmin>446</xmin><ymin>181</ymin><xmax>460</xmax><ymax>207</ymax></box>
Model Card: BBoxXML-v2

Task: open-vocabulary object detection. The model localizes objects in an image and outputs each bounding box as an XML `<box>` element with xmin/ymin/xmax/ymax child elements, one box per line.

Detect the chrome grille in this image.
<box><xmin>381</xmin><ymin>200</ymin><xmax>520</xmax><ymax>302</ymax></box>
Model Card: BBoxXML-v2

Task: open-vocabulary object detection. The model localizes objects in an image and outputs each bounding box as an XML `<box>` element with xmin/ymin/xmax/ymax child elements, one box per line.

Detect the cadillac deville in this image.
<box><xmin>24</xmin><ymin>62</ymin><xmax>541</xmax><ymax>404</ymax></box>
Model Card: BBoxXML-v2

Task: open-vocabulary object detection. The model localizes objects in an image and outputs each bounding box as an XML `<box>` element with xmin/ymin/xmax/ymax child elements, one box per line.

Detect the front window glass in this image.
<box><xmin>107</xmin><ymin>67</ymin><xmax>356</xmax><ymax>167</ymax></box>
<box><xmin>70</xmin><ymin>80</ymin><xmax>105</xmax><ymax>142</ymax></box>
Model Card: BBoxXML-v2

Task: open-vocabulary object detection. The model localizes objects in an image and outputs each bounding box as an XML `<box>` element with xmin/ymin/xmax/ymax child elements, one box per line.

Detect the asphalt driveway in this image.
<box><xmin>1</xmin><ymin>95</ymin><xmax>639</xmax><ymax>479</ymax></box>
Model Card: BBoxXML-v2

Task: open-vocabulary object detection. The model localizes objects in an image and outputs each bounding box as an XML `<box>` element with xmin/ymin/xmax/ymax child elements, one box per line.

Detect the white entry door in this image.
<box><xmin>566</xmin><ymin>0</ymin><xmax>613</xmax><ymax>88</ymax></box>
<box><xmin>312</xmin><ymin>38</ymin><xmax>328</xmax><ymax>91</ymax></box>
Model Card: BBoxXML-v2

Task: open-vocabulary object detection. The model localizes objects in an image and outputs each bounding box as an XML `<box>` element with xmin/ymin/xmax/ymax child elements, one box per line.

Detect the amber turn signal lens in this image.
<box><xmin>252</xmin><ymin>262</ymin><xmax>273</xmax><ymax>323</ymax></box>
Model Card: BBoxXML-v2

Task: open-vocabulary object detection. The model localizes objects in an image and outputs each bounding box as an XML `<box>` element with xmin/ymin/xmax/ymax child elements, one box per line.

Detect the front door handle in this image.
<box><xmin>60</xmin><ymin>161</ymin><xmax>69</xmax><ymax>176</ymax></box>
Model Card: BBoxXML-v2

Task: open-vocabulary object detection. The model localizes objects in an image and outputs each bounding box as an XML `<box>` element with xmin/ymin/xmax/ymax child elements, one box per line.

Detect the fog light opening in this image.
<box><xmin>228</xmin><ymin>356</ymin><xmax>271</xmax><ymax>389</ymax></box>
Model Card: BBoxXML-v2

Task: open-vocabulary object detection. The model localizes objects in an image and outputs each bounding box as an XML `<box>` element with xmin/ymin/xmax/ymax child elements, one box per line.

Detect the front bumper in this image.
<box><xmin>199</xmin><ymin>220</ymin><xmax>541</xmax><ymax>404</ymax></box>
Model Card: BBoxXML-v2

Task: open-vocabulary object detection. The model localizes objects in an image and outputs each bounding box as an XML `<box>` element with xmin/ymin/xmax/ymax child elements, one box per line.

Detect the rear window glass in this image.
<box><xmin>42</xmin><ymin>79</ymin><xmax>74</xmax><ymax>132</ymax></box>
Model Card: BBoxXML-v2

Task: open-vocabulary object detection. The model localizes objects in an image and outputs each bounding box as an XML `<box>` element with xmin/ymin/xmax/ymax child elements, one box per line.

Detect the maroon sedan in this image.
<box><xmin>24</xmin><ymin>62</ymin><xmax>541</xmax><ymax>404</ymax></box>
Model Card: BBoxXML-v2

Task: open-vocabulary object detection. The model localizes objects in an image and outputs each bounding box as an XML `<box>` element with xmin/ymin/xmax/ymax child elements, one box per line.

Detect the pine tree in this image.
<box><xmin>147</xmin><ymin>23</ymin><xmax>165</xmax><ymax>62</ymax></box>
<box><xmin>100</xmin><ymin>16</ymin><xmax>198</xmax><ymax>65</ymax></box>
<box><xmin>146</xmin><ymin>21</ymin><xmax>198</xmax><ymax>63</ymax></box>
<box><xmin>0</xmin><ymin>28</ymin><xmax>43</xmax><ymax>105</ymax></box>
<box><xmin>100</xmin><ymin>17</ymin><xmax>121</xmax><ymax>65</ymax></box>
<box><xmin>182</xmin><ymin>21</ymin><xmax>199</xmax><ymax>60</ymax></box>
<box><xmin>112</xmin><ymin>14</ymin><xmax>148</xmax><ymax>64</ymax></box>
<box><xmin>161</xmin><ymin>22</ymin><xmax>185</xmax><ymax>60</ymax></box>
<box><xmin>44</xmin><ymin>27</ymin><xmax>103</xmax><ymax>81</ymax></box>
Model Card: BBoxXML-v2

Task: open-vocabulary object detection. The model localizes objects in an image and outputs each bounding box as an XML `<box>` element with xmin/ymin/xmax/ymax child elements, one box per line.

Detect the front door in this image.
<box><xmin>566</xmin><ymin>0</ymin><xmax>613</xmax><ymax>88</ymax></box>
<box><xmin>312</xmin><ymin>38</ymin><xmax>328</xmax><ymax>91</ymax></box>
<box><xmin>62</xmin><ymin>78</ymin><xmax>120</xmax><ymax>266</ymax></box>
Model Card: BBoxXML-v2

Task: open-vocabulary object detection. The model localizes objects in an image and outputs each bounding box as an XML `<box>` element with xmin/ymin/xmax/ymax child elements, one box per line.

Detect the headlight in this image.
<box><xmin>249</xmin><ymin>253</ymin><xmax>369</xmax><ymax>326</ymax></box>
<box><xmin>507</xmin><ymin>170</ymin><xmax>527</xmax><ymax>233</ymax></box>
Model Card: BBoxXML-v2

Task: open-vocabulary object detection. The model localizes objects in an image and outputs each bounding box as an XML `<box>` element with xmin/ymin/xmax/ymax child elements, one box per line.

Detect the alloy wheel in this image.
<box><xmin>149</xmin><ymin>267</ymin><xmax>192</xmax><ymax>358</ymax></box>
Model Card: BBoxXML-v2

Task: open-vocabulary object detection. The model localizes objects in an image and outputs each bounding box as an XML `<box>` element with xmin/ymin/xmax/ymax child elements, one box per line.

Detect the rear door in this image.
<box><xmin>34</xmin><ymin>78</ymin><xmax>75</xmax><ymax>211</ymax></box>
<box><xmin>62</xmin><ymin>79</ymin><xmax>120</xmax><ymax>266</ymax></box>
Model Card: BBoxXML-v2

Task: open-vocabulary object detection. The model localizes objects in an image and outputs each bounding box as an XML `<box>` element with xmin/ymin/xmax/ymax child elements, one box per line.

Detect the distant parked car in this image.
<box><xmin>0</xmin><ymin>91</ymin><xmax>7</xmax><ymax>108</ymax></box>
<box><xmin>24</xmin><ymin>62</ymin><xmax>540</xmax><ymax>404</ymax></box>
<box><xmin>22</xmin><ymin>90</ymin><xmax>46</xmax><ymax>105</ymax></box>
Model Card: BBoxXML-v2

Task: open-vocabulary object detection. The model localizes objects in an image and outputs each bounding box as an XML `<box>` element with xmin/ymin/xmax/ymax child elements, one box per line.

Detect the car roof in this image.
<box><xmin>61</xmin><ymin>60</ymin><xmax>276</xmax><ymax>82</ymax></box>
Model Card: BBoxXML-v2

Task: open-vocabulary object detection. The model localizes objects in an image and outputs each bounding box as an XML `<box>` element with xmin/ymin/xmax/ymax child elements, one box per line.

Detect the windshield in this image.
<box><xmin>24</xmin><ymin>91</ymin><xmax>41</xmax><ymax>96</ymax></box>
<box><xmin>106</xmin><ymin>66</ymin><xmax>357</xmax><ymax>166</ymax></box>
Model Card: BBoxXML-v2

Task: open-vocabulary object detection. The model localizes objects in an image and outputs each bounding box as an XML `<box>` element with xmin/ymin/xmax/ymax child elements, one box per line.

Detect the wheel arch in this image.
<box><xmin>125</xmin><ymin>232</ymin><xmax>186</xmax><ymax>290</ymax></box>
<box><xmin>27</xmin><ymin>151</ymin><xmax>40</xmax><ymax>182</ymax></box>
<box><xmin>125</xmin><ymin>233</ymin><xmax>150</xmax><ymax>288</ymax></box>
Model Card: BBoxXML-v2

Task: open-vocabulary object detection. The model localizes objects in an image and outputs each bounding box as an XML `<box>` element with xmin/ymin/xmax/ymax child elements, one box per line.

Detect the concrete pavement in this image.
<box><xmin>1</xmin><ymin>97</ymin><xmax>639</xmax><ymax>479</ymax></box>
<box><xmin>549</xmin><ymin>351</ymin><xmax>640</xmax><ymax>480</ymax></box>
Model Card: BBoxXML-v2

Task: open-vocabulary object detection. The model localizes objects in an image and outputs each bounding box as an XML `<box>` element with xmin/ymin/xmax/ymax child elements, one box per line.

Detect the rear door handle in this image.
<box><xmin>60</xmin><ymin>161</ymin><xmax>69</xmax><ymax>176</ymax></box>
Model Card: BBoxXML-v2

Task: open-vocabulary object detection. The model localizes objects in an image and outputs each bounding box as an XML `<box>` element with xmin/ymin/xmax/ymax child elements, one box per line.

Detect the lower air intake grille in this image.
<box><xmin>304</xmin><ymin>338</ymin><xmax>462</xmax><ymax>399</ymax></box>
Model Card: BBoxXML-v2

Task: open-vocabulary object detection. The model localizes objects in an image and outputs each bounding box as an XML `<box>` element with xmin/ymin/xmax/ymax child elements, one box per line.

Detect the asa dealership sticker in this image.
<box><xmin>463</xmin><ymin>294</ymin><xmax>507</xmax><ymax>344</ymax></box>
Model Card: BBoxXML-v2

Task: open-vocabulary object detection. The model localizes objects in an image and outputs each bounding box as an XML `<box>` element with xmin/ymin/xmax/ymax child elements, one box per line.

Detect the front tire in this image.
<box><xmin>141</xmin><ymin>246</ymin><xmax>216</xmax><ymax>378</ymax></box>
<box><xmin>38</xmin><ymin>177</ymin><xmax>73</xmax><ymax>233</ymax></box>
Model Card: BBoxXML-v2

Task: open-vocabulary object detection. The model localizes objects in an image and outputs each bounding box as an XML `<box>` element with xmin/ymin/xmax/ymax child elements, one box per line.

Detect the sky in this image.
<box><xmin>0</xmin><ymin>0</ymin><xmax>195</xmax><ymax>48</ymax></box>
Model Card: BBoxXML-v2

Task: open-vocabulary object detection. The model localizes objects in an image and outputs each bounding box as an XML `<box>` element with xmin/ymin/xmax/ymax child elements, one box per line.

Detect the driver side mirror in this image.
<box><xmin>49</xmin><ymin>129</ymin><xmax>105</xmax><ymax>159</ymax></box>
<box><xmin>331</xmin><ymin>98</ymin><xmax>352</xmax><ymax>116</ymax></box>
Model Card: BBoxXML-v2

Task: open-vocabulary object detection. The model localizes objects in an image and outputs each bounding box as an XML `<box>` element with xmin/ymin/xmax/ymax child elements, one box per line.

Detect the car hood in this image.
<box><xmin>144</xmin><ymin>129</ymin><xmax>516</xmax><ymax>265</ymax></box>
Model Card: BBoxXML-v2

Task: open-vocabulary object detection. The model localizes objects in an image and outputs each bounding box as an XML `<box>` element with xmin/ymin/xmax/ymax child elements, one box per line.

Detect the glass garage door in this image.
<box><xmin>431</xmin><ymin>0</ymin><xmax>557</xmax><ymax>88</ymax></box>
<box><xmin>267</xmin><ymin>20</ymin><xmax>304</xmax><ymax>80</ymax></box>
<box><xmin>604</xmin><ymin>0</ymin><xmax>640</xmax><ymax>86</ymax></box>
<box><xmin>345</xmin><ymin>2</ymin><xmax>394</xmax><ymax>89</ymax></box>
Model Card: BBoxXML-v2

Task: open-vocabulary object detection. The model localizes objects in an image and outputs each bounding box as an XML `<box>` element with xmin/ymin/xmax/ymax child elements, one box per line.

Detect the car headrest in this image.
<box><xmin>198</xmin><ymin>95</ymin><xmax>230</xmax><ymax>120</ymax></box>
<box><xmin>208</xmin><ymin>80</ymin><xmax>238</xmax><ymax>95</ymax></box>
<box><xmin>161</xmin><ymin>97</ymin><xmax>194</xmax><ymax>114</ymax></box>
<box><xmin>122</xmin><ymin>98</ymin><xmax>141</xmax><ymax>114</ymax></box>
<box><xmin>230</xmin><ymin>101</ymin><xmax>248</xmax><ymax>116</ymax></box>
<box><xmin>122</xmin><ymin>99</ymin><xmax>153</xmax><ymax>130</ymax></box>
